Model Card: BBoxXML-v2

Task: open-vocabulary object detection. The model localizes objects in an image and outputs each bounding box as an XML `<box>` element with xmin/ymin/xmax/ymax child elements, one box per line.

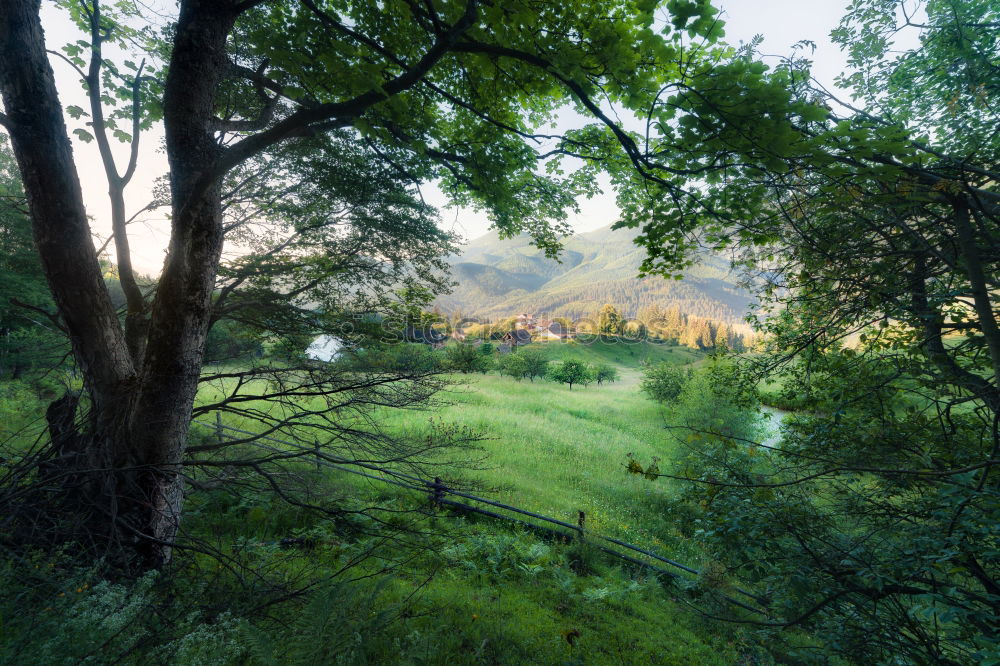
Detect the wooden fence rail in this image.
<box><xmin>191</xmin><ymin>419</ymin><xmax>768</xmax><ymax>615</ymax></box>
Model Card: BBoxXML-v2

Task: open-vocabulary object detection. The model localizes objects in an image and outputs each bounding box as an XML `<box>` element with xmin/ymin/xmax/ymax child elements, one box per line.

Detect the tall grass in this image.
<box><xmin>372</xmin><ymin>340</ymin><xmax>708</xmax><ymax>563</ymax></box>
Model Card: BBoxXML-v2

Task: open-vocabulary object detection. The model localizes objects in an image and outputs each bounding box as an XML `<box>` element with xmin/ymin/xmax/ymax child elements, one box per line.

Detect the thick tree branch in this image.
<box><xmin>177</xmin><ymin>0</ymin><xmax>479</xmax><ymax>219</ymax></box>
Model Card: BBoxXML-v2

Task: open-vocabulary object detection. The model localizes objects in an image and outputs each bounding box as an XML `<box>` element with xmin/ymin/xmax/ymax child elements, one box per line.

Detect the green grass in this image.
<box><xmin>195</xmin><ymin>339</ymin><xmax>710</xmax><ymax>564</ymax></box>
<box><xmin>374</xmin><ymin>341</ymin><xmax>703</xmax><ymax>558</ymax></box>
<box><xmin>183</xmin><ymin>341</ymin><xmax>768</xmax><ymax>663</ymax></box>
<box><xmin>0</xmin><ymin>341</ymin><xmax>771</xmax><ymax>664</ymax></box>
<box><xmin>354</xmin><ymin>523</ymin><xmax>746</xmax><ymax>665</ymax></box>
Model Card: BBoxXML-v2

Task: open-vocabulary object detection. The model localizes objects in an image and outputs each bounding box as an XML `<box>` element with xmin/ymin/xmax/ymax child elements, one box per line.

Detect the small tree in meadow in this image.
<box><xmin>547</xmin><ymin>360</ymin><xmax>594</xmax><ymax>390</ymax></box>
<box><xmin>444</xmin><ymin>343</ymin><xmax>487</xmax><ymax>374</ymax></box>
<box><xmin>640</xmin><ymin>362</ymin><xmax>687</xmax><ymax>404</ymax></box>
<box><xmin>518</xmin><ymin>347</ymin><xmax>550</xmax><ymax>382</ymax></box>
<box><xmin>594</xmin><ymin>363</ymin><xmax>619</xmax><ymax>385</ymax></box>
<box><xmin>476</xmin><ymin>343</ymin><xmax>496</xmax><ymax>374</ymax></box>
<box><xmin>497</xmin><ymin>352</ymin><xmax>529</xmax><ymax>381</ymax></box>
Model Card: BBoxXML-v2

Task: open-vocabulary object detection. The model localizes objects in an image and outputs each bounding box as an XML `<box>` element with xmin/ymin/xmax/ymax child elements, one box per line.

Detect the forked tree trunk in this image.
<box><xmin>0</xmin><ymin>0</ymin><xmax>236</xmax><ymax>570</ymax></box>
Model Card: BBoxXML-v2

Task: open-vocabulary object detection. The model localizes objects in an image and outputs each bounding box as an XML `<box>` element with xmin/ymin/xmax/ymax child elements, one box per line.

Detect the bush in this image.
<box><xmin>639</xmin><ymin>362</ymin><xmax>687</xmax><ymax>404</ymax></box>
<box><xmin>443</xmin><ymin>342</ymin><xmax>490</xmax><ymax>373</ymax></box>
<box><xmin>670</xmin><ymin>359</ymin><xmax>762</xmax><ymax>445</ymax></box>
<box><xmin>497</xmin><ymin>352</ymin><xmax>528</xmax><ymax>380</ymax></box>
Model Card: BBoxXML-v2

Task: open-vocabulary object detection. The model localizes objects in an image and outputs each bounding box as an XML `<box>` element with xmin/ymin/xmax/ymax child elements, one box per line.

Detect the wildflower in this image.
<box><xmin>76</xmin><ymin>587</ymin><xmax>82</xmax><ymax>593</ymax></box>
<box><xmin>471</xmin><ymin>614</ymin><xmax>479</xmax><ymax>622</ymax></box>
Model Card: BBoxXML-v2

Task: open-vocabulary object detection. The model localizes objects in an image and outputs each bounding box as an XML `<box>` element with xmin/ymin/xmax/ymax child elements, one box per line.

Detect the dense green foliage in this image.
<box><xmin>0</xmin><ymin>139</ymin><xmax>67</xmax><ymax>379</ymax></box>
<box><xmin>3</xmin><ymin>0</ymin><xmax>998</xmax><ymax>661</ymax></box>
<box><xmin>639</xmin><ymin>362</ymin><xmax>689</xmax><ymax>406</ymax></box>
<box><xmin>615</xmin><ymin>1</ymin><xmax>1000</xmax><ymax>661</ymax></box>
<box><xmin>443</xmin><ymin>341</ymin><xmax>491</xmax><ymax>373</ymax></box>
<box><xmin>597</xmin><ymin>304</ymin><xmax>624</xmax><ymax>336</ymax></box>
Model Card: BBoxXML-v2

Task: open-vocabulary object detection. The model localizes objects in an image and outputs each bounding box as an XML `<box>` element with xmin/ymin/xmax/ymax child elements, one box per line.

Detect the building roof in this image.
<box><xmin>305</xmin><ymin>335</ymin><xmax>344</xmax><ymax>362</ymax></box>
<box><xmin>510</xmin><ymin>329</ymin><xmax>532</xmax><ymax>344</ymax></box>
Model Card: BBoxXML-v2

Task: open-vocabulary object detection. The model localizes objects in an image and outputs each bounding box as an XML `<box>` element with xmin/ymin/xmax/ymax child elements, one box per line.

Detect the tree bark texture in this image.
<box><xmin>0</xmin><ymin>0</ymin><xmax>236</xmax><ymax>569</ymax></box>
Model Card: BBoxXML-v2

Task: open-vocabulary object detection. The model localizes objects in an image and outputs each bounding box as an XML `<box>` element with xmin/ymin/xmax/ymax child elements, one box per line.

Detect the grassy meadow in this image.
<box><xmin>181</xmin><ymin>339</ymin><xmax>772</xmax><ymax>663</ymax></box>
<box><xmin>377</xmin><ymin>339</ymin><xmax>705</xmax><ymax>555</ymax></box>
<box><xmin>0</xmin><ymin>338</ymin><xmax>783</xmax><ymax>664</ymax></box>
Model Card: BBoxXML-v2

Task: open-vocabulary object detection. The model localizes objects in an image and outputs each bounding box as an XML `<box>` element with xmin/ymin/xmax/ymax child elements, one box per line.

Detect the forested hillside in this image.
<box><xmin>437</xmin><ymin>225</ymin><xmax>753</xmax><ymax>322</ymax></box>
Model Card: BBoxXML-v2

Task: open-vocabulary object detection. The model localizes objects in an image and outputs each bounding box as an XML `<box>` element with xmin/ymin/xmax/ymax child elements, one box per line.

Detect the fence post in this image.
<box><xmin>577</xmin><ymin>510</ymin><xmax>586</xmax><ymax>542</ymax></box>
<box><xmin>215</xmin><ymin>411</ymin><xmax>223</xmax><ymax>445</ymax></box>
<box><xmin>431</xmin><ymin>477</ymin><xmax>444</xmax><ymax>510</ymax></box>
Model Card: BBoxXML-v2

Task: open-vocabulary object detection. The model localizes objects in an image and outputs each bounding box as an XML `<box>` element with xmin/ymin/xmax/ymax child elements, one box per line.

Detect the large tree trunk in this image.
<box><xmin>0</xmin><ymin>0</ymin><xmax>237</xmax><ymax>570</ymax></box>
<box><xmin>121</xmin><ymin>0</ymin><xmax>237</xmax><ymax>566</ymax></box>
<box><xmin>0</xmin><ymin>0</ymin><xmax>134</xmax><ymax>397</ymax></box>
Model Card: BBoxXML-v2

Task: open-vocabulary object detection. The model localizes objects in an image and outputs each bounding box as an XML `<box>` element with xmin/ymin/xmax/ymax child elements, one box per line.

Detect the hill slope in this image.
<box><xmin>436</xmin><ymin>225</ymin><xmax>753</xmax><ymax>322</ymax></box>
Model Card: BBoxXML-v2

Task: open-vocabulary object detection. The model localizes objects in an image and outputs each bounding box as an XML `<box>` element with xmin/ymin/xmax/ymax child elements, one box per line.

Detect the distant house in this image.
<box><xmin>515</xmin><ymin>313</ymin><xmax>535</xmax><ymax>328</ymax></box>
<box><xmin>536</xmin><ymin>321</ymin><xmax>568</xmax><ymax>341</ymax></box>
<box><xmin>403</xmin><ymin>325</ymin><xmax>447</xmax><ymax>347</ymax></box>
<box><xmin>306</xmin><ymin>335</ymin><xmax>344</xmax><ymax>362</ymax></box>
<box><xmin>501</xmin><ymin>329</ymin><xmax>532</xmax><ymax>349</ymax></box>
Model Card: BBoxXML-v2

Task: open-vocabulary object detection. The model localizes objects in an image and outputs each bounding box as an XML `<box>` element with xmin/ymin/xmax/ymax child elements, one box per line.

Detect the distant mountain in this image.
<box><xmin>435</xmin><ymin>225</ymin><xmax>754</xmax><ymax>323</ymax></box>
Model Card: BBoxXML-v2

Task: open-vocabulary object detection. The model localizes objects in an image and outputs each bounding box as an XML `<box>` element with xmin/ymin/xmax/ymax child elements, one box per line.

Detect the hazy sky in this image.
<box><xmin>37</xmin><ymin>0</ymin><xmax>858</xmax><ymax>275</ymax></box>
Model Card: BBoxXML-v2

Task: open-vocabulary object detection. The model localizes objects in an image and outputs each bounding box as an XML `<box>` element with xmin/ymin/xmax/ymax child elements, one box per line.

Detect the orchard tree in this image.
<box><xmin>593</xmin><ymin>362</ymin><xmax>619</xmax><ymax>385</ymax></box>
<box><xmin>443</xmin><ymin>341</ymin><xmax>486</xmax><ymax>374</ymax></box>
<box><xmin>0</xmin><ymin>0</ymin><xmax>726</xmax><ymax>569</ymax></box>
<box><xmin>496</xmin><ymin>351</ymin><xmax>528</xmax><ymax>381</ymax></box>
<box><xmin>497</xmin><ymin>347</ymin><xmax>548</xmax><ymax>382</ymax></box>
<box><xmin>547</xmin><ymin>359</ymin><xmax>593</xmax><ymax>390</ymax></box>
<box><xmin>517</xmin><ymin>347</ymin><xmax>550</xmax><ymax>382</ymax></box>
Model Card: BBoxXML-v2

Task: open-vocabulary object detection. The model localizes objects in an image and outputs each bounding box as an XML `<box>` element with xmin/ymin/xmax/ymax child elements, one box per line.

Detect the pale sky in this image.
<box><xmin>36</xmin><ymin>0</ymin><xmax>860</xmax><ymax>275</ymax></box>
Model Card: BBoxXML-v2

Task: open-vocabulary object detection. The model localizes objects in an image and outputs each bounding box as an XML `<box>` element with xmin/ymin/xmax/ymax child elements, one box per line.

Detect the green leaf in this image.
<box><xmin>65</xmin><ymin>105</ymin><xmax>89</xmax><ymax>120</ymax></box>
<box><xmin>72</xmin><ymin>128</ymin><xmax>94</xmax><ymax>143</ymax></box>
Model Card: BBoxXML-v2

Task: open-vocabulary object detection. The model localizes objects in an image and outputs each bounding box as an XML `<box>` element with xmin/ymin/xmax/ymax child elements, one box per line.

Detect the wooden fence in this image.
<box><xmin>193</xmin><ymin>417</ymin><xmax>768</xmax><ymax>615</ymax></box>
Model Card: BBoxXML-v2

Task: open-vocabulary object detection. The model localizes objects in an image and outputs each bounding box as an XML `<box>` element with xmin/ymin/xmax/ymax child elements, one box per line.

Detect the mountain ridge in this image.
<box><xmin>436</xmin><ymin>225</ymin><xmax>754</xmax><ymax>323</ymax></box>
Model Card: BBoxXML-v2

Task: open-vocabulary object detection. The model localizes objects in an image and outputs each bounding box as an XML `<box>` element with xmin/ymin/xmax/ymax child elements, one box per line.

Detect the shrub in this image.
<box><xmin>443</xmin><ymin>342</ymin><xmax>489</xmax><ymax>373</ymax></box>
<box><xmin>670</xmin><ymin>359</ymin><xmax>762</xmax><ymax>445</ymax></box>
<box><xmin>497</xmin><ymin>352</ymin><xmax>528</xmax><ymax>380</ymax></box>
<box><xmin>639</xmin><ymin>362</ymin><xmax>687</xmax><ymax>404</ymax></box>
